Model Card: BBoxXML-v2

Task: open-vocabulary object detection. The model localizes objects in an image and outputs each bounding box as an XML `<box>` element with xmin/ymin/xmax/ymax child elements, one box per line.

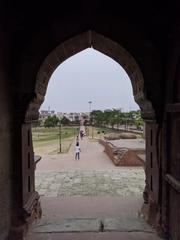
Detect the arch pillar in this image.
<box><xmin>140</xmin><ymin>120</ymin><xmax>163</xmax><ymax>236</ymax></box>
<box><xmin>7</xmin><ymin>102</ymin><xmax>42</xmax><ymax>239</ymax></box>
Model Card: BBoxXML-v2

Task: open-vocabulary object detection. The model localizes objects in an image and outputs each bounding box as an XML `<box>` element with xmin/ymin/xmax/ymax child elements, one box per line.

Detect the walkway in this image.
<box><xmin>36</xmin><ymin>136</ymin><xmax>117</xmax><ymax>171</ymax></box>
<box><xmin>35</xmin><ymin>136</ymin><xmax>145</xmax><ymax>197</ymax></box>
<box><xmin>35</xmin><ymin>168</ymin><xmax>145</xmax><ymax>197</ymax></box>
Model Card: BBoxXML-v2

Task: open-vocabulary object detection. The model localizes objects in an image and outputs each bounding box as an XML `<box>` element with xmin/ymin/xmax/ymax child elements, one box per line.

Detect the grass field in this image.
<box><xmin>32</xmin><ymin>126</ymin><xmax>110</xmax><ymax>155</ymax></box>
<box><xmin>32</xmin><ymin>126</ymin><xmax>79</xmax><ymax>155</ymax></box>
<box><xmin>86</xmin><ymin>126</ymin><xmax>123</xmax><ymax>139</ymax></box>
<box><xmin>32</xmin><ymin>126</ymin><xmax>141</xmax><ymax>155</ymax></box>
<box><xmin>87</xmin><ymin>126</ymin><xmax>143</xmax><ymax>139</ymax></box>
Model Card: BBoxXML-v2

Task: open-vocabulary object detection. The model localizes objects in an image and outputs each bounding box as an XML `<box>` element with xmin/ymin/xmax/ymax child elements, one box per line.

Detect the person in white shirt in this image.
<box><xmin>75</xmin><ymin>142</ymin><xmax>81</xmax><ymax>160</ymax></box>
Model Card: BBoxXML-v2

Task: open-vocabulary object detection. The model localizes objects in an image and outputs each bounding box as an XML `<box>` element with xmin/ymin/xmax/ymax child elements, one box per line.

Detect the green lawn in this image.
<box><xmin>32</xmin><ymin>126</ymin><xmax>79</xmax><ymax>154</ymax></box>
<box><xmin>86</xmin><ymin>126</ymin><xmax>121</xmax><ymax>138</ymax></box>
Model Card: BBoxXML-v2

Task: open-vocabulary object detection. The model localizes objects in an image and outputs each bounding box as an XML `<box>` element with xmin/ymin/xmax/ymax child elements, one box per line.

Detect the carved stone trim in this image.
<box><xmin>8</xmin><ymin>192</ymin><xmax>42</xmax><ymax>240</ymax></box>
<box><xmin>165</xmin><ymin>174</ymin><xmax>180</xmax><ymax>193</ymax></box>
<box><xmin>23</xmin><ymin>191</ymin><xmax>42</xmax><ymax>222</ymax></box>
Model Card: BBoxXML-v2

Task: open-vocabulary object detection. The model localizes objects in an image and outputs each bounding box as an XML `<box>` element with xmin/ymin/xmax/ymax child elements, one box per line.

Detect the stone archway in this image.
<box><xmin>25</xmin><ymin>31</ymin><xmax>155</xmax><ymax>122</ymax></box>
<box><xmin>22</xmin><ymin>30</ymin><xmax>160</xmax><ymax>238</ymax></box>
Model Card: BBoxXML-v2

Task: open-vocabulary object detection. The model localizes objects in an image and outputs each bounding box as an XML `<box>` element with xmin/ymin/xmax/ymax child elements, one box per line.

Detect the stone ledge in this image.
<box><xmin>99</xmin><ymin>139</ymin><xmax>145</xmax><ymax>167</ymax></box>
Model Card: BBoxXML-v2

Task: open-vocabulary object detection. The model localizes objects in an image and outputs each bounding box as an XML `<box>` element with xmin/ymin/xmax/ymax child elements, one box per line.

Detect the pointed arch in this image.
<box><xmin>25</xmin><ymin>31</ymin><xmax>155</xmax><ymax>122</ymax></box>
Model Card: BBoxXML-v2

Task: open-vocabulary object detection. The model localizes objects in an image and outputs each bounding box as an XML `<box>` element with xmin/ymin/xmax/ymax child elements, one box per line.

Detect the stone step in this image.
<box><xmin>33</xmin><ymin>218</ymin><xmax>101</xmax><ymax>233</ymax></box>
<box><xmin>33</xmin><ymin>217</ymin><xmax>154</xmax><ymax>233</ymax></box>
<box><xmin>103</xmin><ymin>217</ymin><xmax>153</xmax><ymax>232</ymax></box>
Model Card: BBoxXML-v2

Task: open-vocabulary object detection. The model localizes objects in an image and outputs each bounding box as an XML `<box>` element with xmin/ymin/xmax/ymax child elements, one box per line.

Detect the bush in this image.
<box><xmin>44</xmin><ymin>115</ymin><xmax>59</xmax><ymax>128</ymax></box>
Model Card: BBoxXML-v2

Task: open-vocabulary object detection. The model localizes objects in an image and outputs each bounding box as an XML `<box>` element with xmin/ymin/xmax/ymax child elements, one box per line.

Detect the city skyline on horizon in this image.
<box><xmin>40</xmin><ymin>106</ymin><xmax>139</xmax><ymax>113</ymax></box>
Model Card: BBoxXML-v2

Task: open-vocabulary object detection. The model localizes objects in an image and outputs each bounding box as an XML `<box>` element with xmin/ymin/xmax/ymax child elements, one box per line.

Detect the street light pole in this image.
<box><xmin>88</xmin><ymin>101</ymin><xmax>91</xmax><ymax>137</ymax></box>
<box><xmin>88</xmin><ymin>101</ymin><xmax>93</xmax><ymax>138</ymax></box>
<box><xmin>58</xmin><ymin>122</ymin><xmax>62</xmax><ymax>153</ymax></box>
<box><xmin>92</xmin><ymin>120</ymin><xmax>94</xmax><ymax>139</ymax></box>
<box><xmin>74</xmin><ymin>127</ymin><xmax>75</xmax><ymax>138</ymax></box>
<box><xmin>88</xmin><ymin>101</ymin><xmax>92</xmax><ymax>114</ymax></box>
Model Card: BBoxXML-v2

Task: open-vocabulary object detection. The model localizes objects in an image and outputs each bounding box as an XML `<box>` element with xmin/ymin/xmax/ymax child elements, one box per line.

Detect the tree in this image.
<box><xmin>90</xmin><ymin>110</ymin><xmax>104</xmax><ymax>127</ymax></box>
<box><xmin>61</xmin><ymin>116</ymin><xmax>71</xmax><ymax>125</ymax></box>
<box><xmin>103</xmin><ymin>109</ymin><xmax>112</xmax><ymax>127</ymax></box>
<box><xmin>44</xmin><ymin>115</ymin><xmax>59</xmax><ymax>128</ymax></box>
<box><xmin>133</xmin><ymin>110</ymin><xmax>143</xmax><ymax>129</ymax></box>
<box><xmin>88</xmin><ymin>108</ymin><xmax>143</xmax><ymax>131</ymax></box>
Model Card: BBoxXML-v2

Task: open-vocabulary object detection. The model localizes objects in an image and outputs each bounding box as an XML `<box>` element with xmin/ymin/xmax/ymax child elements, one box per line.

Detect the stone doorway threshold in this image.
<box><xmin>27</xmin><ymin>217</ymin><xmax>162</xmax><ymax>240</ymax></box>
<box><xmin>26</xmin><ymin>196</ymin><xmax>162</xmax><ymax>240</ymax></box>
<box><xmin>32</xmin><ymin>217</ymin><xmax>154</xmax><ymax>233</ymax></box>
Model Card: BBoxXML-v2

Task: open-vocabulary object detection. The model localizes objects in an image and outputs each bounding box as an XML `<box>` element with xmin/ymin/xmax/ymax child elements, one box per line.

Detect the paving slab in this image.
<box><xmin>110</xmin><ymin>139</ymin><xmax>145</xmax><ymax>150</ymax></box>
<box><xmin>33</xmin><ymin>218</ymin><xmax>101</xmax><ymax>233</ymax></box>
<box><xmin>32</xmin><ymin>217</ymin><xmax>155</xmax><ymax>234</ymax></box>
<box><xmin>35</xmin><ymin>169</ymin><xmax>145</xmax><ymax>197</ymax></box>
<box><xmin>103</xmin><ymin>217</ymin><xmax>154</xmax><ymax>232</ymax></box>
<box><xmin>27</xmin><ymin>231</ymin><xmax>162</xmax><ymax>240</ymax></box>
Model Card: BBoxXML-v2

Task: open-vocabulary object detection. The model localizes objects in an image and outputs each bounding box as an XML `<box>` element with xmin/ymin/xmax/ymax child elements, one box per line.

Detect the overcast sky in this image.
<box><xmin>40</xmin><ymin>48</ymin><xmax>139</xmax><ymax>113</ymax></box>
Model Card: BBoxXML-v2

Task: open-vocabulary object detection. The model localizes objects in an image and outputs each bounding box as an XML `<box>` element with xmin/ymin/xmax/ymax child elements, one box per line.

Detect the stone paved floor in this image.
<box><xmin>26</xmin><ymin>195</ymin><xmax>163</xmax><ymax>240</ymax></box>
<box><xmin>27</xmin><ymin>231</ymin><xmax>162</xmax><ymax>240</ymax></box>
<box><xmin>35</xmin><ymin>168</ymin><xmax>145</xmax><ymax>197</ymax></box>
<box><xmin>35</xmin><ymin>136</ymin><xmax>145</xmax><ymax>197</ymax></box>
<box><xmin>27</xmin><ymin>137</ymin><xmax>162</xmax><ymax>240</ymax></box>
<box><xmin>35</xmin><ymin>137</ymin><xmax>123</xmax><ymax>171</ymax></box>
<box><xmin>39</xmin><ymin>196</ymin><xmax>143</xmax><ymax>219</ymax></box>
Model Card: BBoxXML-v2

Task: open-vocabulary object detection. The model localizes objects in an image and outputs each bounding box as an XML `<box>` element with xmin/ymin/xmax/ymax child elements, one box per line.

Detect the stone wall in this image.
<box><xmin>99</xmin><ymin>139</ymin><xmax>114</xmax><ymax>161</ymax></box>
<box><xmin>0</xmin><ymin>28</ymin><xmax>13</xmax><ymax>240</ymax></box>
<box><xmin>0</xmin><ymin>2</ymin><xmax>179</xmax><ymax>239</ymax></box>
<box><xmin>99</xmin><ymin>139</ymin><xmax>144</xmax><ymax>167</ymax></box>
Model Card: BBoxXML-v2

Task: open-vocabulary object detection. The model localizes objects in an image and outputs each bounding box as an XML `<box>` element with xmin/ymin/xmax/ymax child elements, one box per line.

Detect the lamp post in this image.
<box><xmin>88</xmin><ymin>101</ymin><xmax>93</xmax><ymax>138</ymax></box>
<box><xmin>88</xmin><ymin>101</ymin><xmax>91</xmax><ymax>137</ymax></box>
<box><xmin>88</xmin><ymin>101</ymin><xmax>92</xmax><ymax>115</ymax></box>
<box><xmin>58</xmin><ymin>121</ymin><xmax>62</xmax><ymax>153</ymax></box>
<box><xmin>74</xmin><ymin>127</ymin><xmax>76</xmax><ymax>138</ymax></box>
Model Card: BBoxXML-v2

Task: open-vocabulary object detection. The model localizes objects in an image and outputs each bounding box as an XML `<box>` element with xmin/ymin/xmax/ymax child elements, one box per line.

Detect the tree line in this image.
<box><xmin>33</xmin><ymin>109</ymin><xmax>143</xmax><ymax>130</ymax></box>
<box><xmin>33</xmin><ymin>115</ymin><xmax>73</xmax><ymax>128</ymax></box>
<box><xmin>90</xmin><ymin>109</ymin><xmax>143</xmax><ymax>130</ymax></box>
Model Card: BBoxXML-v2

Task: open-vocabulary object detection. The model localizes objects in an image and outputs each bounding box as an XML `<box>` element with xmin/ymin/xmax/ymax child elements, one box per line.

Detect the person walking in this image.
<box><xmin>75</xmin><ymin>142</ymin><xmax>81</xmax><ymax>160</ymax></box>
<box><xmin>80</xmin><ymin>130</ymin><xmax>83</xmax><ymax>140</ymax></box>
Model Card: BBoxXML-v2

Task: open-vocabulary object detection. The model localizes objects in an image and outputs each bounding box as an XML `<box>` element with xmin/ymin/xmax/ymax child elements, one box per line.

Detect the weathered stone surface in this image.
<box><xmin>99</xmin><ymin>139</ymin><xmax>145</xmax><ymax>167</ymax></box>
<box><xmin>35</xmin><ymin>169</ymin><xmax>145</xmax><ymax>197</ymax></box>
<box><xmin>26</xmin><ymin>231</ymin><xmax>163</xmax><ymax>240</ymax></box>
<box><xmin>103</xmin><ymin>217</ymin><xmax>154</xmax><ymax>232</ymax></box>
<box><xmin>119</xmin><ymin>133</ymin><xmax>137</xmax><ymax>139</ymax></box>
<box><xmin>31</xmin><ymin>217</ymin><xmax>156</xmax><ymax>235</ymax></box>
<box><xmin>33</xmin><ymin>218</ymin><xmax>101</xmax><ymax>233</ymax></box>
<box><xmin>104</xmin><ymin>133</ymin><xmax>137</xmax><ymax>140</ymax></box>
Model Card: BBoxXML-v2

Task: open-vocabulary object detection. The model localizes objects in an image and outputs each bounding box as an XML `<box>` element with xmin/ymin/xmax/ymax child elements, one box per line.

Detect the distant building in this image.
<box><xmin>39</xmin><ymin>110</ymin><xmax>55</xmax><ymax>119</ymax></box>
<box><xmin>57</xmin><ymin>112</ymin><xmax>89</xmax><ymax>122</ymax></box>
<box><xmin>40</xmin><ymin>110</ymin><xmax>90</xmax><ymax>124</ymax></box>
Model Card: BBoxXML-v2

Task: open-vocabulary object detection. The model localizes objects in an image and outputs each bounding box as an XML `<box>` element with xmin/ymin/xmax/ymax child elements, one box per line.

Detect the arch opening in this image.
<box><xmin>25</xmin><ymin>31</ymin><xmax>155</xmax><ymax>122</ymax></box>
<box><xmin>30</xmin><ymin>45</ymin><xmax>147</xmax><ymax>236</ymax></box>
<box><xmin>22</xmin><ymin>31</ymin><xmax>159</xmax><ymax>239</ymax></box>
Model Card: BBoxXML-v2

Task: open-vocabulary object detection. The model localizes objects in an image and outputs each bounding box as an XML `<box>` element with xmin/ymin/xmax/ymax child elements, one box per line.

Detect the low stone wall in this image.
<box><xmin>99</xmin><ymin>139</ymin><xmax>114</xmax><ymax>161</ymax></box>
<box><xmin>99</xmin><ymin>139</ymin><xmax>145</xmax><ymax>167</ymax></box>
